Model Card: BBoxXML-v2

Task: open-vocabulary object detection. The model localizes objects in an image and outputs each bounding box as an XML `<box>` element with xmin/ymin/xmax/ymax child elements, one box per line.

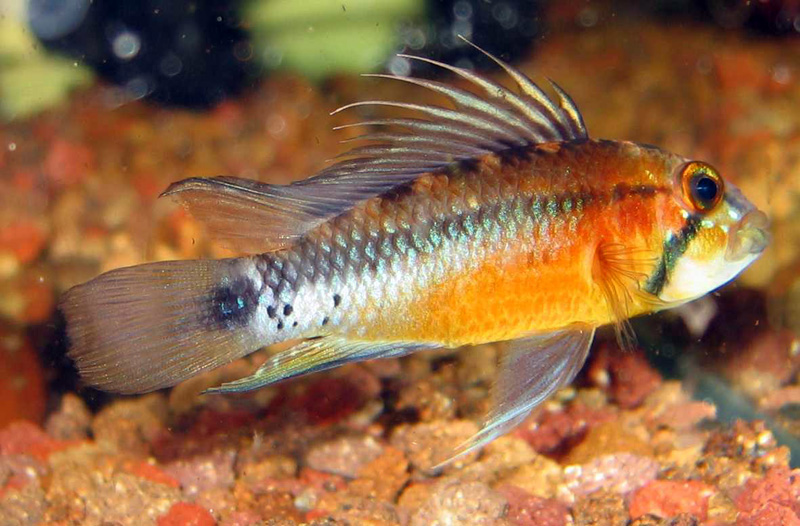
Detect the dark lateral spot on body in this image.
<box><xmin>283</xmin><ymin>304</ymin><xmax>293</xmax><ymax>316</ymax></box>
<box><xmin>322</xmin><ymin>317</ymin><xmax>329</xmax><ymax>326</ymax></box>
<box><xmin>333</xmin><ymin>294</ymin><xmax>341</xmax><ymax>307</ymax></box>
<box><xmin>497</xmin><ymin>144</ymin><xmax>533</xmax><ymax>164</ymax></box>
<box><xmin>267</xmin><ymin>305</ymin><xmax>276</xmax><ymax>319</ymax></box>
<box><xmin>292</xmin><ymin>321</ymin><xmax>298</xmax><ymax>327</ymax></box>
<box><xmin>456</xmin><ymin>157</ymin><xmax>480</xmax><ymax>174</ymax></box>
<box><xmin>277</xmin><ymin>321</ymin><xmax>284</xmax><ymax>330</ymax></box>
<box><xmin>211</xmin><ymin>277</ymin><xmax>258</xmax><ymax>329</ymax></box>
<box><xmin>378</xmin><ymin>181</ymin><xmax>416</xmax><ymax>203</ymax></box>
<box><xmin>612</xmin><ymin>183</ymin><xmax>630</xmax><ymax>202</ymax></box>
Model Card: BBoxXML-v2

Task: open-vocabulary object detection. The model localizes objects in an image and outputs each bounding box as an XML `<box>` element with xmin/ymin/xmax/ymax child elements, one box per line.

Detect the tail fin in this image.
<box><xmin>59</xmin><ymin>259</ymin><xmax>265</xmax><ymax>394</ymax></box>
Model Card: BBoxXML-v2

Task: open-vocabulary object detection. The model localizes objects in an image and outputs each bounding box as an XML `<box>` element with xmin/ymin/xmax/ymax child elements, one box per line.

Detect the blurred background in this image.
<box><xmin>0</xmin><ymin>0</ymin><xmax>798</xmax><ymax>524</ymax></box>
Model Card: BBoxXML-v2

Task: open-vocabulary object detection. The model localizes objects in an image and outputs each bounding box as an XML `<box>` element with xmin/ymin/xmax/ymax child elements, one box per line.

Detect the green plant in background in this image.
<box><xmin>0</xmin><ymin>0</ymin><xmax>93</xmax><ymax>121</ymax></box>
<box><xmin>244</xmin><ymin>0</ymin><xmax>425</xmax><ymax>79</ymax></box>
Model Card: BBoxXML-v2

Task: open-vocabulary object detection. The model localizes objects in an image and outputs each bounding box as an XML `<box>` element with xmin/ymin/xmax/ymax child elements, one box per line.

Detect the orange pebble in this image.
<box><xmin>629</xmin><ymin>479</ymin><xmax>714</xmax><ymax>520</ymax></box>
<box><xmin>157</xmin><ymin>502</ymin><xmax>216</xmax><ymax>526</ymax></box>
<box><xmin>123</xmin><ymin>460</ymin><xmax>180</xmax><ymax>489</ymax></box>
<box><xmin>0</xmin><ymin>220</ymin><xmax>46</xmax><ymax>264</ymax></box>
<box><xmin>44</xmin><ymin>138</ymin><xmax>95</xmax><ymax>187</ymax></box>
<box><xmin>0</xmin><ymin>330</ymin><xmax>47</xmax><ymax>426</ymax></box>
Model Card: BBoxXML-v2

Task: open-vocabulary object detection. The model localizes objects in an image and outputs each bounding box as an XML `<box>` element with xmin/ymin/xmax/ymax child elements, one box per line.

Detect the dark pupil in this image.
<box><xmin>694</xmin><ymin>175</ymin><xmax>718</xmax><ymax>203</ymax></box>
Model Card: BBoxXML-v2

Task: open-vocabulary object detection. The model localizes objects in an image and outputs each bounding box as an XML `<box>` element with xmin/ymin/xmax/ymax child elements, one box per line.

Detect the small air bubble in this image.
<box><xmin>452</xmin><ymin>19</ymin><xmax>473</xmax><ymax>40</ymax></box>
<box><xmin>771</xmin><ymin>64</ymin><xmax>792</xmax><ymax>85</ymax></box>
<box><xmin>7</xmin><ymin>142</ymin><xmax>16</xmax><ymax>152</ymax></box>
<box><xmin>262</xmin><ymin>46</ymin><xmax>283</xmax><ymax>68</ymax></box>
<box><xmin>695</xmin><ymin>55</ymin><xmax>712</xmax><ymax>75</ymax></box>
<box><xmin>453</xmin><ymin>0</ymin><xmax>473</xmax><ymax>20</ymax></box>
<box><xmin>124</xmin><ymin>76</ymin><xmax>150</xmax><ymax>101</ymax></box>
<box><xmin>492</xmin><ymin>3</ymin><xmax>519</xmax><ymax>29</ymax></box>
<box><xmin>234</xmin><ymin>41</ymin><xmax>253</xmax><ymax>62</ymax></box>
<box><xmin>577</xmin><ymin>7</ymin><xmax>599</xmax><ymax>28</ymax></box>
<box><xmin>159</xmin><ymin>53</ymin><xmax>183</xmax><ymax>77</ymax></box>
<box><xmin>112</xmin><ymin>30</ymin><xmax>141</xmax><ymax>60</ymax></box>
<box><xmin>404</xmin><ymin>27</ymin><xmax>426</xmax><ymax>49</ymax></box>
<box><xmin>267</xmin><ymin>115</ymin><xmax>286</xmax><ymax>137</ymax></box>
<box><xmin>388</xmin><ymin>56</ymin><xmax>411</xmax><ymax>77</ymax></box>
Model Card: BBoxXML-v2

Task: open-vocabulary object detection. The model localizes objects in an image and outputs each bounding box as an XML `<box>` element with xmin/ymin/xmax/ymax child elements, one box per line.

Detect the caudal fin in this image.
<box><xmin>59</xmin><ymin>259</ymin><xmax>265</xmax><ymax>394</ymax></box>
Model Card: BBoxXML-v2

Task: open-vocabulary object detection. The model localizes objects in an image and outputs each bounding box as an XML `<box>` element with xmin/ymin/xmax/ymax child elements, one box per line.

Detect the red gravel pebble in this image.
<box><xmin>0</xmin><ymin>220</ymin><xmax>46</xmax><ymax>264</ymax></box>
<box><xmin>291</xmin><ymin>376</ymin><xmax>369</xmax><ymax>426</ymax></box>
<box><xmin>734</xmin><ymin>466</ymin><xmax>800</xmax><ymax>525</ymax></box>
<box><xmin>564</xmin><ymin>453</ymin><xmax>660</xmax><ymax>497</ymax></box>
<box><xmin>588</xmin><ymin>344</ymin><xmax>662</xmax><ymax>409</ymax></box>
<box><xmin>157</xmin><ymin>502</ymin><xmax>216</xmax><ymax>526</ymax></box>
<box><xmin>123</xmin><ymin>460</ymin><xmax>181</xmax><ymax>489</ymax></box>
<box><xmin>0</xmin><ymin>421</ymin><xmax>75</xmax><ymax>460</ymax></box>
<box><xmin>0</xmin><ymin>329</ymin><xmax>47</xmax><ymax>427</ymax></box>
<box><xmin>219</xmin><ymin>510</ymin><xmax>262</xmax><ymax>526</ymax></box>
<box><xmin>497</xmin><ymin>484</ymin><xmax>569</xmax><ymax>526</ymax></box>
<box><xmin>629</xmin><ymin>480</ymin><xmax>713</xmax><ymax>520</ymax></box>
<box><xmin>43</xmin><ymin>138</ymin><xmax>95</xmax><ymax>187</ymax></box>
<box><xmin>517</xmin><ymin>402</ymin><xmax>615</xmax><ymax>455</ymax></box>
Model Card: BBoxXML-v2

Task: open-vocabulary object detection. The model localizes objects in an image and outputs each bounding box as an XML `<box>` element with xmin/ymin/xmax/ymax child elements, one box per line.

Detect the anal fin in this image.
<box><xmin>204</xmin><ymin>336</ymin><xmax>434</xmax><ymax>394</ymax></box>
<box><xmin>433</xmin><ymin>326</ymin><xmax>595</xmax><ymax>469</ymax></box>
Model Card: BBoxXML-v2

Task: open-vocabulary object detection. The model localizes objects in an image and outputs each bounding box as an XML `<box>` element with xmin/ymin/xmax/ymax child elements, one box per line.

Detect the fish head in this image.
<box><xmin>653</xmin><ymin>160</ymin><xmax>770</xmax><ymax>306</ymax></box>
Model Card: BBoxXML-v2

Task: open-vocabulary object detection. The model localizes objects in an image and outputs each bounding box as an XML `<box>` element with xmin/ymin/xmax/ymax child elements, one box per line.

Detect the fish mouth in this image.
<box><xmin>725</xmin><ymin>210</ymin><xmax>770</xmax><ymax>262</ymax></box>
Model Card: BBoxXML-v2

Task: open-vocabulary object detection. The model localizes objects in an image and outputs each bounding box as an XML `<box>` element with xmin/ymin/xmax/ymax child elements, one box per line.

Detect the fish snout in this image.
<box><xmin>726</xmin><ymin>210</ymin><xmax>770</xmax><ymax>262</ymax></box>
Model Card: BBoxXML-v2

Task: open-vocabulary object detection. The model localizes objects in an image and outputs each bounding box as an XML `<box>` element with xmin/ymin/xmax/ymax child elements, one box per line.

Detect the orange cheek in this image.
<box><xmin>685</xmin><ymin>226</ymin><xmax>727</xmax><ymax>262</ymax></box>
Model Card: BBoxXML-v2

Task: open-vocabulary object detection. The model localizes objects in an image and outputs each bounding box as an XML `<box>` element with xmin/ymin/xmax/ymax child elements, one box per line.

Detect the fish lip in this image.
<box><xmin>725</xmin><ymin>210</ymin><xmax>770</xmax><ymax>262</ymax></box>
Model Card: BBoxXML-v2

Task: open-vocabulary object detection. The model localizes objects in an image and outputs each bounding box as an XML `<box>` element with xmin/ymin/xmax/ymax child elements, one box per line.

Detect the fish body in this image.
<box><xmin>253</xmin><ymin>139</ymin><xmax>679</xmax><ymax>347</ymax></box>
<box><xmin>60</xmin><ymin>42</ymin><xmax>769</xmax><ymax>465</ymax></box>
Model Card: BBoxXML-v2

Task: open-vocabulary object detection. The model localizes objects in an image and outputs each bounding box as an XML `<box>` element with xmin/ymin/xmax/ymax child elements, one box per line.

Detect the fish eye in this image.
<box><xmin>680</xmin><ymin>161</ymin><xmax>724</xmax><ymax>213</ymax></box>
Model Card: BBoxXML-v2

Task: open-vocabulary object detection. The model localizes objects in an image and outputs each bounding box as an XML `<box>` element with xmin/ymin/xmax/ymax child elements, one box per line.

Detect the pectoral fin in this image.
<box><xmin>433</xmin><ymin>326</ymin><xmax>595</xmax><ymax>469</ymax></box>
<box><xmin>593</xmin><ymin>242</ymin><xmax>662</xmax><ymax>349</ymax></box>
<box><xmin>204</xmin><ymin>336</ymin><xmax>434</xmax><ymax>394</ymax></box>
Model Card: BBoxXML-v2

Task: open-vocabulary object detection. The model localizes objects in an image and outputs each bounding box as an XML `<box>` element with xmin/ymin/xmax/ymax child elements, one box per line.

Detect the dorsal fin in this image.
<box><xmin>163</xmin><ymin>40</ymin><xmax>588</xmax><ymax>254</ymax></box>
<box><xmin>319</xmin><ymin>40</ymin><xmax>588</xmax><ymax>183</ymax></box>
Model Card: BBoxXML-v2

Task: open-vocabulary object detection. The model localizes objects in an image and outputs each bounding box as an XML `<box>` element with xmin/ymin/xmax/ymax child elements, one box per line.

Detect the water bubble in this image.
<box><xmin>262</xmin><ymin>46</ymin><xmax>283</xmax><ymax>68</ymax></box>
<box><xmin>388</xmin><ymin>56</ymin><xmax>411</xmax><ymax>77</ymax></box>
<box><xmin>112</xmin><ymin>30</ymin><xmax>141</xmax><ymax>60</ymax></box>
<box><xmin>492</xmin><ymin>2</ymin><xmax>519</xmax><ymax>30</ymax></box>
<box><xmin>28</xmin><ymin>0</ymin><xmax>90</xmax><ymax>40</ymax></box>
<box><xmin>159</xmin><ymin>53</ymin><xmax>183</xmax><ymax>77</ymax></box>
<box><xmin>233</xmin><ymin>41</ymin><xmax>253</xmax><ymax>62</ymax></box>
<box><xmin>452</xmin><ymin>19</ymin><xmax>473</xmax><ymax>40</ymax></box>
<box><xmin>267</xmin><ymin>115</ymin><xmax>286</xmax><ymax>138</ymax></box>
<box><xmin>696</xmin><ymin>55</ymin><xmax>713</xmax><ymax>75</ymax></box>
<box><xmin>578</xmin><ymin>7</ymin><xmax>599</xmax><ymax>28</ymax></box>
<box><xmin>771</xmin><ymin>64</ymin><xmax>792</xmax><ymax>85</ymax></box>
<box><xmin>124</xmin><ymin>76</ymin><xmax>150</xmax><ymax>100</ymax></box>
<box><xmin>453</xmin><ymin>0</ymin><xmax>473</xmax><ymax>20</ymax></box>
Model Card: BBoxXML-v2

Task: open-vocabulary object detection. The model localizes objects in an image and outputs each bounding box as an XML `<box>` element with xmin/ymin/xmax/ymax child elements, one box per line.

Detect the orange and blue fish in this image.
<box><xmin>60</xmin><ymin>41</ymin><xmax>769</xmax><ymax>464</ymax></box>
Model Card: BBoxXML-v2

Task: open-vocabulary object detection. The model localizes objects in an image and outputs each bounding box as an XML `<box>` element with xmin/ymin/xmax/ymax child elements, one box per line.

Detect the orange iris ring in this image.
<box><xmin>678</xmin><ymin>161</ymin><xmax>724</xmax><ymax>213</ymax></box>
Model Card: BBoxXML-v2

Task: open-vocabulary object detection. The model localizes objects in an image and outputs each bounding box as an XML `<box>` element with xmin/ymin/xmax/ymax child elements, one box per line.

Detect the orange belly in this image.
<box><xmin>405</xmin><ymin>244</ymin><xmax>614</xmax><ymax>345</ymax></box>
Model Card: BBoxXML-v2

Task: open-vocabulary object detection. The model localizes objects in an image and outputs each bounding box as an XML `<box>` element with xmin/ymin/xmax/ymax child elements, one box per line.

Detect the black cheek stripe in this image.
<box><xmin>644</xmin><ymin>216</ymin><xmax>700</xmax><ymax>297</ymax></box>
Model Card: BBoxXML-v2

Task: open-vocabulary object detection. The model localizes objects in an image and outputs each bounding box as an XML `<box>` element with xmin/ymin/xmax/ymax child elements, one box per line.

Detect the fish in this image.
<box><xmin>59</xmin><ymin>39</ymin><xmax>770</xmax><ymax>466</ymax></box>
